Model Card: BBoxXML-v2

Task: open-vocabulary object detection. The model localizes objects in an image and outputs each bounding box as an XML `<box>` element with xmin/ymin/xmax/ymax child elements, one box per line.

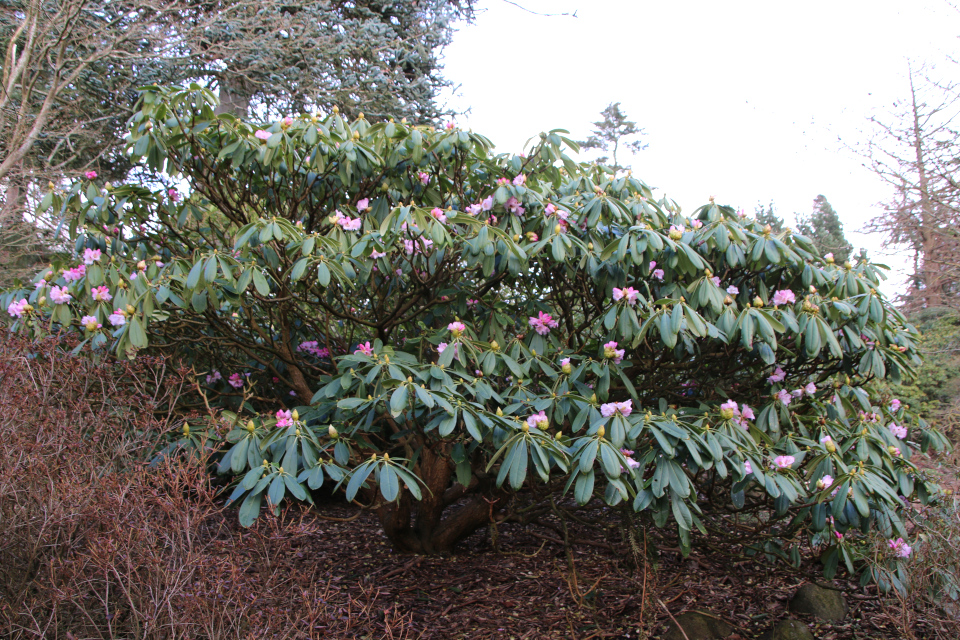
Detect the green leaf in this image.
<box><xmin>390</xmin><ymin>386</ymin><xmax>409</xmax><ymax>416</ymax></box>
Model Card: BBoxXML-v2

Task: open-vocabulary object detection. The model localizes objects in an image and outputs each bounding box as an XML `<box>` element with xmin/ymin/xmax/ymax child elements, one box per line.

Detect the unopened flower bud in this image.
<box><xmin>295</xmin><ymin>428</ymin><xmax>301</xmax><ymax>437</ymax></box>
<box><xmin>370</xmin><ymin>453</ymin><xmax>377</xmax><ymax>460</ymax></box>
<box><xmin>843</xmin><ymin>261</ymin><xmax>853</xmax><ymax>269</ymax></box>
<box><xmin>490</xmin><ymin>340</ymin><xmax>500</xmax><ymax>351</ymax></box>
<box><xmin>513</xmin><ymin>234</ymin><xmax>520</xmax><ymax>241</ymax></box>
<box><xmin>562</xmin><ymin>362</ymin><xmax>572</xmax><ymax>375</ymax></box>
<box><xmin>522</xmin><ymin>423</ymin><xmax>529</xmax><ymax>433</ymax></box>
<box><xmin>753</xmin><ymin>296</ymin><xmax>764</xmax><ymax>307</ymax></box>
<box><xmin>554</xmin><ymin>224</ymin><xmax>563</xmax><ymax>234</ymax></box>
<box><xmin>328</xmin><ymin>425</ymin><xmax>338</xmax><ymax>438</ymax></box>
<box><xmin>126</xmin><ymin>304</ymin><xmax>136</xmax><ymax>315</ymax></box>
<box><xmin>590</xmin><ymin>393</ymin><xmax>597</xmax><ymax>403</ymax></box>
<box><xmin>809</xmin><ymin>285</ymin><xmax>817</xmax><ymax>294</ymax></box>
<box><xmin>587</xmin><ymin>242</ymin><xmax>594</xmax><ymax>251</ymax></box>
<box><xmin>496</xmin><ymin>407</ymin><xmax>503</xmax><ymax>416</ymax></box>
<box><xmin>597</xmin><ymin>425</ymin><xmax>605</xmax><ymax>438</ymax></box>
<box><xmin>247</xmin><ymin>420</ymin><xmax>256</xmax><ymax>433</ymax></box>
<box><xmin>763</xmin><ymin>224</ymin><xmax>772</xmax><ymax>234</ymax></box>
<box><xmin>332</xmin><ymin>105</ymin><xmax>339</xmax><ymax>114</ymax></box>
<box><xmin>704</xmin><ymin>268</ymin><xmax>712</xmax><ymax>278</ymax></box>
<box><xmin>724</xmin><ymin>295</ymin><xmax>733</xmax><ymax>305</ymax></box>
<box><xmin>292</xmin><ymin>409</ymin><xmax>299</xmax><ymax>421</ymax></box>
<box><xmin>182</xmin><ymin>423</ymin><xmax>190</xmax><ymax>436</ymax></box>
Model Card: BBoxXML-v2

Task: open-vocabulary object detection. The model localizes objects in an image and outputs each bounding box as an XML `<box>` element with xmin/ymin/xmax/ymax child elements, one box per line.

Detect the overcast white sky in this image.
<box><xmin>440</xmin><ymin>0</ymin><xmax>960</xmax><ymax>295</ymax></box>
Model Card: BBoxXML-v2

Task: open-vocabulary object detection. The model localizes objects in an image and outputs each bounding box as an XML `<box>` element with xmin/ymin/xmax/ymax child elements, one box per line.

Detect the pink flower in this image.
<box><xmin>744</xmin><ymin>460</ymin><xmax>753</xmax><ymax>474</ymax></box>
<box><xmin>255</xmin><ymin>130</ymin><xmax>271</xmax><ymax>141</ymax></box>
<box><xmin>356</xmin><ymin>198</ymin><xmax>370</xmax><ymax>211</ymax></box>
<box><xmin>603</xmin><ymin>341</ymin><xmax>625</xmax><ymax>364</ymax></box>
<box><xmin>890</xmin><ymin>398</ymin><xmax>901</xmax><ymax>412</ymax></box>
<box><xmin>282</xmin><ymin>116</ymin><xmax>294</xmax><ymax>128</ymax></box>
<box><xmin>652</xmin><ymin>269</ymin><xmax>664</xmax><ymax>280</ymax></box>
<box><xmin>768</xmin><ymin>367</ymin><xmax>786</xmax><ymax>383</ymax></box>
<box><xmin>526</xmin><ymin>411</ymin><xmax>549</xmax><ymax>430</ymax></box>
<box><xmin>612</xmin><ymin>287</ymin><xmax>640</xmax><ymax>306</ymax></box>
<box><xmin>50</xmin><ymin>286</ymin><xmax>72</xmax><ymax>305</ymax></box>
<box><xmin>668</xmin><ymin>224</ymin><xmax>685</xmax><ymax>240</ymax></box>
<box><xmin>92</xmin><ymin>285</ymin><xmax>112</xmax><ymax>302</ymax></box>
<box><xmin>108</xmin><ymin>311</ymin><xmax>125</xmax><ymax>326</ymax></box>
<box><xmin>35</xmin><ymin>279</ymin><xmax>46</xmax><ymax>289</ymax></box>
<box><xmin>528</xmin><ymin>311</ymin><xmax>559</xmax><ymax>336</ymax></box>
<box><xmin>6</xmin><ymin>299</ymin><xmax>28</xmax><ymax>318</ymax></box>
<box><xmin>805</xmin><ymin>382</ymin><xmax>817</xmax><ymax>395</ymax></box>
<box><xmin>727</xmin><ymin>285</ymin><xmax>739</xmax><ymax>295</ymax></box>
<box><xmin>63</xmin><ymin>264</ymin><xmax>86</xmax><ymax>282</ymax></box>
<box><xmin>776</xmin><ymin>389</ymin><xmax>793</xmax><ymax>405</ymax></box>
<box><xmin>741</xmin><ymin>405</ymin><xmax>755</xmax><ymax>421</ymax></box>
<box><xmin>824</xmin><ymin>252</ymin><xmax>834</xmax><ymax>262</ymax></box>
<box><xmin>816</xmin><ymin>474</ymin><xmax>835</xmax><ymax>491</ymax></box>
<box><xmin>85</xmin><ymin>171</ymin><xmax>98</xmax><ymax>179</ymax></box>
<box><xmin>466</xmin><ymin>203</ymin><xmax>483</xmax><ymax>215</ymax></box>
<box><xmin>445</xmin><ymin>121</ymin><xmax>456</xmax><ymax>130</ymax></box>
<box><xmin>418</xmin><ymin>172</ymin><xmax>431</xmax><ymax>185</ymax></box>
<box><xmin>448</xmin><ymin>321</ymin><xmax>466</xmax><ymax>335</ymax></box>
<box><xmin>206</xmin><ymin>370</ymin><xmax>222</xmax><ymax>384</ymax></box>
<box><xmin>80</xmin><ymin>315</ymin><xmax>101</xmax><ymax>331</ymax></box>
<box><xmin>649</xmin><ymin>261</ymin><xmax>657</xmax><ymax>270</ymax></box>
<box><xmin>370</xmin><ymin>249</ymin><xmax>387</xmax><ymax>259</ymax></box>
<box><xmin>275</xmin><ymin>410</ymin><xmax>294</xmax><ymax>428</ymax></box>
<box><xmin>82</xmin><ymin>248</ymin><xmax>102</xmax><ymax>265</ymax></box>
<box><xmin>600</xmin><ymin>400</ymin><xmax>633</xmax><ymax>417</ymax></box>
<box><xmin>334</xmin><ymin>210</ymin><xmax>362</xmax><ymax>231</ymax></box>
<box><xmin>888</xmin><ymin>538</ymin><xmax>912</xmax><ymax>558</ymax></box>
<box><xmin>505</xmin><ymin>197</ymin><xmax>525</xmax><ymax>216</ymax></box>
<box><xmin>482</xmin><ymin>196</ymin><xmax>494</xmax><ymax>211</ymax></box>
<box><xmin>772</xmin><ymin>455</ymin><xmax>795</xmax><ymax>469</ymax></box>
<box><xmin>431</xmin><ymin>208</ymin><xmax>447</xmax><ymax>223</ymax></box>
<box><xmin>497</xmin><ymin>177</ymin><xmax>510</xmax><ymax>186</ymax></box>
<box><xmin>889</xmin><ymin>423</ymin><xmax>907</xmax><ymax>439</ymax></box>
<box><xmin>355</xmin><ymin>341</ymin><xmax>374</xmax><ymax>356</ymax></box>
<box><xmin>512</xmin><ymin>174</ymin><xmax>526</xmax><ymax>186</ymax></box>
<box><xmin>719</xmin><ymin>399</ymin><xmax>739</xmax><ymax>420</ymax></box>
<box><xmin>228</xmin><ymin>373</ymin><xmax>245</xmax><ymax>389</ymax></box>
<box><xmin>772</xmin><ymin>290</ymin><xmax>796</xmax><ymax>306</ymax></box>
<box><xmin>488</xmin><ymin>215</ymin><xmax>498</xmax><ymax>225</ymax></box>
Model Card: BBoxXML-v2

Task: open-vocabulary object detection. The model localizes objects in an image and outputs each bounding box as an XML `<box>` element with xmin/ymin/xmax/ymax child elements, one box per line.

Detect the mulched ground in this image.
<box><xmin>216</xmin><ymin>497</ymin><xmax>944</xmax><ymax>640</ymax></box>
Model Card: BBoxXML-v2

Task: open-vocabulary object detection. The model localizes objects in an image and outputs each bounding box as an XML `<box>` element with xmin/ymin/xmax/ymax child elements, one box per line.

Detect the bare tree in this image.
<box><xmin>865</xmin><ymin>62</ymin><xmax>960</xmax><ymax>310</ymax></box>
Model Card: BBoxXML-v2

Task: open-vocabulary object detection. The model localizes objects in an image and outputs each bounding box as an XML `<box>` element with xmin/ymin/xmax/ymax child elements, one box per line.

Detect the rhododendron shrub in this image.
<box><xmin>2</xmin><ymin>86</ymin><xmax>950</xmax><ymax>563</ymax></box>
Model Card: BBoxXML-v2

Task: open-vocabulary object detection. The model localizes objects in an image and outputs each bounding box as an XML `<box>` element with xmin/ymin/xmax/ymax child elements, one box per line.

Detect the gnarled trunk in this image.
<box><xmin>376</xmin><ymin>444</ymin><xmax>506</xmax><ymax>553</ymax></box>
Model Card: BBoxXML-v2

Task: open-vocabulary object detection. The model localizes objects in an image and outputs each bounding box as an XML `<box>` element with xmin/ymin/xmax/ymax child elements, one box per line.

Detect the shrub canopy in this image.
<box><xmin>2</xmin><ymin>85</ymin><xmax>949</xmax><ymax>564</ymax></box>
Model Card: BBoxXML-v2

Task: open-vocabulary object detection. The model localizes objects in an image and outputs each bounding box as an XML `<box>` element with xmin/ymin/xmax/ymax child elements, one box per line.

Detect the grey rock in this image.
<box><xmin>662</xmin><ymin>611</ymin><xmax>734</xmax><ymax>640</ymax></box>
<box><xmin>760</xmin><ymin>618</ymin><xmax>816</xmax><ymax>640</ymax></box>
<box><xmin>788</xmin><ymin>583</ymin><xmax>847</xmax><ymax>622</ymax></box>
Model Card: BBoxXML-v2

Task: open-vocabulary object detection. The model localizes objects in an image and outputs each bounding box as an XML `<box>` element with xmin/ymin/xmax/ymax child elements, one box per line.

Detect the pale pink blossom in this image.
<box><xmin>816</xmin><ymin>474</ymin><xmax>835</xmax><ymax>491</ymax></box>
<box><xmin>63</xmin><ymin>264</ymin><xmax>86</xmax><ymax>282</ymax></box>
<box><xmin>108</xmin><ymin>311</ymin><xmax>126</xmax><ymax>326</ymax></box>
<box><xmin>727</xmin><ymin>285</ymin><xmax>739</xmax><ymax>295</ymax></box>
<box><xmin>466</xmin><ymin>203</ymin><xmax>483</xmax><ymax>215</ymax></box>
<box><xmin>505</xmin><ymin>197</ymin><xmax>525</xmax><ymax>216</ymax></box>
<box><xmin>91</xmin><ymin>285</ymin><xmax>112</xmax><ymax>302</ymax></box>
<box><xmin>526</xmin><ymin>411</ymin><xmax>549</xmax><ymax>430</ymax></box>
<box><xmin>206</xmin><ymin>370</ymin><xmax>222</xmax><ymax>384</ymax></box>
<box><xmin>889</xmin><ymin>423</ymin><xmax>907</xmax><ymax>439</ymax></box>
<box><xmin>282</xmin><ymin>116</ymin><xmax>294</xmax><ymax>128</ymax></box>
<box><xmin>777</xmin><ymin>389</ymin><xmax>793</xmax><ymax>405</ymax></box>
<box><xmin>418</xmin><ymin>172</ymin><xmax>431</xmax><ymax>185</ymax></box>
<box><xmin>431</xmin><ymin>208</ymin><xmax>447</xmax><ymax>223</ymax></box>
<box><xmin>167</xmin><ymin>188</ymin><xmax>180</xmax><ymax>201</ymax></box>
<box><xmin>228</xmin><ymin>373</ymin><xmax>245</xmax><ymax>389</ymax></box>
<box><xmin>768</xmin><ymin>367</ymin><xmax>786</xmax><ymax>383</ymax></box>
<box><xmin>719</xmin><ymin>399</ymin><xmax>739</xmax><ymax>420</ymax></box>
<box><xmin>482</xmin><ymin>196</ymin><xmax>494</xmax><ymax>211</ymax></box>
<box><xmin>448</xmin><ymin>321</ymin><xmax>466</xmax><ymax>334</ymax></box>
<box><xmin>85</xmin><ymin>170</ymin><xmax>98</xmax><ymax>179</ymax></box>
<box><xmin>445</xmin><ymin>121</ymin><xmax>455</xmax><ymax>130</ymax></box>
<box><xmin>709</xmin><ymin>276</ymin><xmax>721</xmax><ymax>287</ymax></box>
<box><xmin>603</xmin><ymin>340</ymin><xmax>625</xmax><ymax>364</ymax></box>
<box><xmin>82</xmin><ymin>248</ymin><xmax>102</xmax><ymax>265</ymax></box>
<box><xmin>791</xmin><ymin>388</ymin><xmax>804</xmax><ymax>397</ymax></box>
<box><xmin>805</xmin><ymin>382</ymin><xmax>817</xmax><ymax>395</ymax></box>
<box><xmin>355</xmin><ymin>341</ymin><xmax>374</xmax><ymax>356</ymax></box>
<box><xmin>255</xmin><ymin>130</ymin><xmax>271</xmax><ymax>140</ymax></box>
<box><xmin>888</xmin><ymin>538</ymin><xmax>912</xmax><ymax>558</ymax></box>
<box><xmin>612</xmin><ymin>287</ymin><xmax>640</xmax><ymax>305</ymax></box>
<box><xmin>512</xmin><ymin>174</ymin><xmax>526</xmax><ymax>186</ymax></box>
<box><xmin>668</xmin><ymin>224</ymin><xmax>685</xmax><ymax>240</ymax></box>
<box><xmin>741</xmin><ymin>405</ymin><xmax>755</xmax><ymax>421</ymax></box>
<box><xmin>334</xmin><ymin>210</ymin><xmax>362</xmax><ymax>231</ymax></box>
<box><xmin>7</xmin><ymin>299</ymin><xmax>29</xmax><ymax>318</ymax></box>
<box><xmin>35</xmin><ymin>279</ymin><xmax>46</xmax><ymax>289</ymax></box>
<box><xmin>437</xmin><ymin>342</ymin><xmax>459</xmax><ymax>357</ymax></box>
<box><xmin>50</xmin><ymin>286</ymin><xmax>72</xmax><ymax>305</ymax></box>
<box><xmin>772</xmin><ymin>455</ymin><xmax>795</xmax><ymax>469</ymax></box>
<box><xmin>80</xmin><ymin>315</ymin><xmax>101</xmax><ymax>331</ymax></box>
<box><xmin>890</xmin><ymin>398</ymin><xmax>901</xmax><ymax>412</ymax></box>
<box><xmin>528</xmin><ymin>311</ymin><xmax>559</xmax><ymax>335</ymax></box>
<box><xmin>744</xmin><ymin>460</ymin><xmax>753</xmax><ymax>474</ymax></box>
<box><xmin>691</xmin><ymin>219</ymin><xmax>703</xmax><ymax>229</ymax></box>
<box><xmin>298</xmin><ymin>341</ymin><xmax>330</xmax><ymax>358</ymax></box>
<box><xmin>356</xmin><ymin>198</ymin><xmax>370</xmax><ymax>211</ymax></box>
<box><xmin>652</xmin><ymin>269</ymin><xmax>664</xmax><ymax>280</ymax></box>
<box><xmin>649</xmin><ymin>261</ymin><xmax>657</xmax><ymax>270</ymax></box>
<box><xmin>772</xmin><ymin>289</ymin><xmax>796</xmax><ymax>306</ymax></box>
<box><xmin>371</xmin><ymin>250</ymin><xmax>387</xmax><ymax>259</ymax></box>
<box><xmin>276</xmin><ymin>409</ymin><xmax>294</xmax><ymax>428</ymax></box>
<box><xmin>824</xmin><ymin>252</ymin><xmax>834</xmax><ymax>262</ymax></box>
<box><xmin>600</xmin><ymin>400</ymin><xmax>633</xmax><ymax>417</ymax></box>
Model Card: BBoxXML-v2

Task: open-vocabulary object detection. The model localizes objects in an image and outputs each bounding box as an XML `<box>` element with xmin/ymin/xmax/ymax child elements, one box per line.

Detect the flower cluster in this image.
<box><xmin>718</xmin><ymin>399</ymin><xmax>755</xmax><ymax>429</ymax></box>
<box><xmin>888</xmin><ymin>537</ymin><xmax>912</xmax><ymax>558</ymax></box>
<box><xmin>298</xmin><ymin>340</ymin><xmax>330</xmax><ymax>358</ymax></box>
<box><xmin>603</xmin><ymin>341</ymin><xmax>625</xmax><ymax>364</ymax></box>
<box><xmin>355</xmin><ymin>341</ymin><xmax>374</xmax><ymax>356</ymax></box>
<box><xmin>7</xmin><ymin>299</ymin><xmax>29</xmax><ymax>317</ymax></box>
<box><xmin>888</xmin><ymin>423</ymin><xmax>907</xmax><ymax>439</ymax></box>
<box><xmin>334</xmin><ymin>210</ymin><xmax>362</xmax><ymax>231</ymax></box>
<box><xmin>600</xmin><ymin>400</ymin><xmax>632</xmax><ymax>418</ymax></box>
<box><xmin>63</xmin><ymin>264</ymin><xmax>86</xmax><ymax>282</ymax></box>
<box><xmin>526</xmin><ymin>411</ymin><xmax>549</xmax><ymax>430</ymax></box>
<box><xmin>772</xmin><ymin>289</ymin><xmax>796</xmax><ymax>306</ymax></box>
<box><xmin>275</xmin><ymin>410</ymin><xmax>294</xmax><ymax>428</ymax></box>
<box><xmin>228</xmin><ymin>373</ymin><xmax>246</xmax><ymax>388</ymax></box>
<box><xmin>50</xmin><ymin>286</ymin><xmax>72</xmax><ymax>305</ymax></box>
<box><xmin>612</xmin><ymin>287</ymin><xmax>640</xmax><ymax>306</ymax></box>
<box><xmin>528</xmin><ymin>311</ymin><xmax>559</xmax><ymax>335</ymax></box>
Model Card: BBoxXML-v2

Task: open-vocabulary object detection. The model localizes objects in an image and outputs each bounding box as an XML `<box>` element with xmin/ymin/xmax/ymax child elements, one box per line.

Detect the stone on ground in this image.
<box><xmin>788</xmin><ymin>583</ymin><xmax>847</xmax><ymax>622</ymax></box>
<box><xmin>760</xmin><ymin>618</ymin><xmax>816</xmax><ymax>640</ymax></box>
<box><xmin>662</xmin><ymin>611</ymin><xmax>734</xmax><ymax>640</ymax></box>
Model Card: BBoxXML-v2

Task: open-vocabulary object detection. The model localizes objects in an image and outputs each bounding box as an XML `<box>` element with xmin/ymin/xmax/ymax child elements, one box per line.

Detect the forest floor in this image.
<box><xmin>201</xmin><ymin>493</ymin><xmax>952</xmax><ymax>640</ymax></box>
